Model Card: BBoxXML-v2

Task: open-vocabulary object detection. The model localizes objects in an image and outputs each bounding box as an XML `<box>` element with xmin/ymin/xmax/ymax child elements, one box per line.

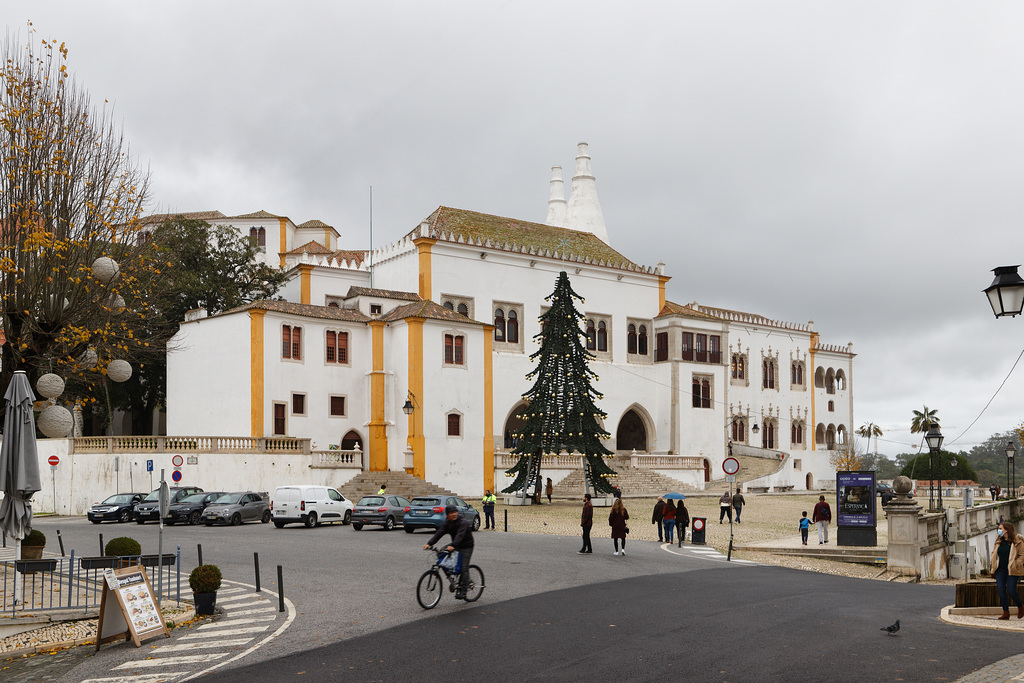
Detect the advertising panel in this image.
<box><xmin>837</xmin><ymin>471</ymin><xmax>875</xmax><ymax>527</ymax></box>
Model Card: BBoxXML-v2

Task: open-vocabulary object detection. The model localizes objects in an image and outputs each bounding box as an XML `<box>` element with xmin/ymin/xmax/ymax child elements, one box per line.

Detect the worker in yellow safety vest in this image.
<box><xmin>482</xmin><ymin>490</ymin><xmax>497</xmax><ymax>530</ymax></box>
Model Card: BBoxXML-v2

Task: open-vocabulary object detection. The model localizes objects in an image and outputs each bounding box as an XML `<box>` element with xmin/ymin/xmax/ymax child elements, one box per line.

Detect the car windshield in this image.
<box><xmin>181</xmin><ymin>494</ymin><xmax>208</xmax><ymax>504</ymax></box>
<box><xmin>411</xmin><ymin>498</ymin><xmax>441</xmax><ymax>506</ymax></box>
<box><xmin>143</xmin><ymin>491</ymin><xmax>160</xmax><ymax>502</ymax></box>
<box><xmin>102</xmin><ymin>494</ymin><xmax>135</xmax><ymax>504</ymax></box>
<box><xmin>213</xmin><ymin>494</ymin><xmax>243</xmax><ymax>504</ymax></box>
<box><xmin>358</xmin><ymin>496</ymin><xmax>385</xmax><ymax>506</ymax></box>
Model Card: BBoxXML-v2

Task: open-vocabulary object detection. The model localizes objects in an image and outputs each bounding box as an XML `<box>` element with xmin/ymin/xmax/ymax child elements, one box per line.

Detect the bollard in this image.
<box><xmin>197</xmin><ymin>543</ymin><xmax>203</xmax><ymax>567</ymax></box>
<box><xmin>504</xmin><ymin>509</ymin><xmax>508</xmax><ymax>532</ymax></box>
<box><xmin>254</xmin><ymin>552</ymin><xmax>261</xmax><ymax>592</ymax></box>
<box><xmin>99</xmin><ymin>533</ymin><xmax>104</xmax><ymax>557</ymax></box>
<box><xmin>57</xmin><ymin>530</ymin><xmax>65</xmax><ymax>557</ymax></box>
<box><xmin>277</xmin><ymin>565</ymin><xmax>284</xmax><ymax>613</ymax></box>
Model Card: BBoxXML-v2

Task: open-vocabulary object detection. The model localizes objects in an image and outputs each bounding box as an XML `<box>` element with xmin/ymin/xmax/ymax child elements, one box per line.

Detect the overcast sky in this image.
<box><xmin>6</xmin><ymin>2</ymin><xmax>1024</xmax><ymax>458</ymax></box>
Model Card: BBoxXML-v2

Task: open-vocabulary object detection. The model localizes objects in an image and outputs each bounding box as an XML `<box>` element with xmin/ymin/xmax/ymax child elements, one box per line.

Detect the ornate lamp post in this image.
<box><xmin>1007</xmin><ymin>441</ymin><xmax>1017</xmax><ymax>499</ymax></box>
<box><xmin>925</xmin><ymin>425</ymin><xmax>944</xmax><ymax>511</ymax></box>
<box><xmin>984</xmin><ymin>266</ymin><xmax>1024</xmax><ymax>318</ymax></box>
<box><xmin>950</xmin><ymin>456</ymin><xmax>958</xmax><ymax>488</ymax></box>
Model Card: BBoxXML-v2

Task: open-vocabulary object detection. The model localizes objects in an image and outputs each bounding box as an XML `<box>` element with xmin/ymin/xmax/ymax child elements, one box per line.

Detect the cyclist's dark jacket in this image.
<box><xmin>427</xmin><ymin>516</ymin><xmax>475</xmax><ymax>550</ymax></box>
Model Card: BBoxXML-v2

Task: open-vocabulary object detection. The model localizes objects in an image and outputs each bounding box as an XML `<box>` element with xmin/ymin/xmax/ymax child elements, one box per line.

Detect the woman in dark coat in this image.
<box><xmin>675</xmin><ymin>501</ymin><xmax>690</xmax><ymax>546</ymax></box>
<box><xmin>609</xmin><ymin>498</ymin><xmax>630</xmax><ymax>556</ymax></box>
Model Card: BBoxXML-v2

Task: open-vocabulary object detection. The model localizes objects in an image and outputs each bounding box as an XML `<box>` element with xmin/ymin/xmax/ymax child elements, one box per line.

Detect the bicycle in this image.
<box><xmin>416</xmin><ymin>547</ymin><xmax>485</xmax><ymax>609</ymax></box>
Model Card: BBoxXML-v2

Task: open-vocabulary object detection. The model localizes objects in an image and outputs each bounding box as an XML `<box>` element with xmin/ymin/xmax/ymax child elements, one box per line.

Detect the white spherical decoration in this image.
<box><xmin>38</xmin><ymin>405</ymin><xmax>74</xmax><ymax>438</ymax></box>
<box><xmin>36</xmin><ymin>373</ymin><xmax>65</xmax><ymax>399</ymax></box>
<box><xmin>107</xmin><ymin>359</ymin><xmax>133</xmax><ymax>383</ymax></box>
<box><xmin>92</xmin><ymin>257</ymin><xmax>120</xmax><ymax>284</ymax></box>
<box><xmin>107</xmin><ymin>294</ymin><xmax>125</xmax><ymax>311</ymax></box>
<box><xmin>77</xmin><ymin>347</ymin><xmax>98</xmax><ymax>370</ymax></box>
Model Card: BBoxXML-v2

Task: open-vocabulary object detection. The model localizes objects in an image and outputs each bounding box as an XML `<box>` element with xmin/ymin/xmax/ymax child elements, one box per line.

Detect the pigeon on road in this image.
<box><xmin>881</xmin><ymin>619</ymin><xmax>900</xmax><ymax>636</ymax></box>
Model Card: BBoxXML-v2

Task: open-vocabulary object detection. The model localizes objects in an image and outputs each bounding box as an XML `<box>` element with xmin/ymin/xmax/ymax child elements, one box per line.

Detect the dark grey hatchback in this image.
<box><xmin>351</xmin><ymin>495</ymin><xmax>411</xmax><ymax>531</ymax></box>
<box><xmin>403</xmin><ymin>495</ymin><xmax>480</xmax><ymax>533</ymax></box>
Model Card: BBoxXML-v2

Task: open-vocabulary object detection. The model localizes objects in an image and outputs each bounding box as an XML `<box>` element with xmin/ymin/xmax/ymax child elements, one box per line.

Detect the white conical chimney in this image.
<box><xmin>565</xmin><ymin>142</ymin><xmax>609</xmax><ymax>244</ymax></box>
<box><xmin>545</xmin><ymin>166</ymin><xmax>567</xmax><ymax>227</ymax></box>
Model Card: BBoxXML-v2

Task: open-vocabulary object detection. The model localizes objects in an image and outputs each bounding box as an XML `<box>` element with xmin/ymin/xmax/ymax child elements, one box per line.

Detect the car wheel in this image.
<box><xmin>91</xmin><ymin>519</ymin><xmax>102</xmax><ymax>524</ymax></box>
<box><xmin>384</xmin><ymin>516</ymin><xmax>395</xmax><ymax>531</ymax></box>
<box><xmin>352</xmin><ymin>523</ymin><xmax>363</xmax><ymax>531</ymax></box>
<box><xmin>231</xmin><ymin>513</ymin><xmax>242</xmax><ymax>526</ymax></box>
<box><xmin>204</xmin><ymin>520</ymin><xmax>214</xmax><ymax>527</ymax></box>
<box><xmin>304</xmin><ymin>512</ymin><xmax>318</xmax><ymax>528</ymax></box>
<box><xmin>471</xmin><ymin>514</ymin><xmax>480</xmax><ymax>531</ymax></box>
<box><xmin>404</xmin><ymin>525</ymin><xmax>415</xmax><ymax>534</ymax></box>
<box><xmin>189</xmin><ymin>511</ymin><xmax>201</xmax><ymax>525</ymax></box>
<box><xmin>118</xmin><ymin>510</ymin><xmax>131</xmax><ymax>523</ymax></box>
<box><xmin>343</xmin><ymin>510</ymin><xmax>352</xmax><ymax>525</ymax></box>
<box><xmin>273</xmin><ymin>520</ymin><xmax>286</xmax><ymax>529</ymax></box>
<box><xmin>261</xmin><ymin>510</ymin><xmax>271</xmax><ymax>523</ymax></box>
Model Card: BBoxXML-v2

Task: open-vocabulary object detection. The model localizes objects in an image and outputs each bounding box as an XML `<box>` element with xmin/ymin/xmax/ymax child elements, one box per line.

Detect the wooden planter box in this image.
<box><xmin>80</xmin><ymin>556</ymin><xmax>120</xmax><ymax>570</ymax></box>
<box><xmin>15</xmin><ymin>559</ymin><xmax>57</xmax><ymax>574</ymax></box>
<box><xmin>140</xmin><ymin>554</ymin><xmax>176</xmax><ymax>568</ymax></box>
<box><xmin>956</xmin><ymin>579</ymin><xmax>1024</xmax><ymax>607</ymax></box>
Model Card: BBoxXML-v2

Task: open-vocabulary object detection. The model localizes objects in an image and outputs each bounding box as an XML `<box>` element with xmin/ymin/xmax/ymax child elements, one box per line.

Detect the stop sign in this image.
<box><xmin>47</xmin><ymin>455</ymin><xmax>59</xmax><ymax>467</ymax></box>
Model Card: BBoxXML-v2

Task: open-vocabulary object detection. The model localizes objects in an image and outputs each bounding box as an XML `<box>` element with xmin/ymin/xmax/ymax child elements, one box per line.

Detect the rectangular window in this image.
<box><xmin>330</xmin><ymin>395</ymin><xmax>346</xmax><ymax>417</ymax></box>
<box><xmin>273</xmin><ymin>403</ymin><xmax>286</xmax><ymax>435</ymax></box>
<box><xmin>709</xmin><ymin>335</ymin><xmax>721</xmax><ymax>364</ymax></box>
<box><xmin>731</xmin><ymin>354</ymin><xmax>745</xmax><ymax>380</ymax></box>
<box><xmin>454</xmin><ymin>336</ymin><xmax>463</xmax><ymax>365</ymax></box>
<box><xmin>656</xmin><ymin>332</ymin><xmax>668</xmax><ymax>362</ymax></box>
<box><xmin>681</xmin><ymin>332</ymin><xmax>693</xmax><ymax>361</ymax></box>
<box><xmin>292</xmin><ymin>327</ymin><xmax>301</xmax><ymax>360</ymax></box>
<box><xmin>326</xmin><ymin>331</ymin><xmax>348</xmax><ymax>364</ymax></box>
<box><xmin>444</xmin><ymin>334</ymin><xmax>465</xmax><ymax>365</ymax></box>
<box><xmin>695</xmin><ymin>334</ymin><xmax>707</xmax><ymax>363</ymax></box>
<box><xmin>283</xmin><ymin>325</ymin><xmax>302</xmax><ymax>360</ymax></box>
<box><xmin>447</xmin><ymin>413</ymin><xmax>461</xmax><ymax>436</ymax></box>
<box><xmin>370</xmin><ymin>304</ymin><xmax>382</xmax><ymax>315</ymax></box>
<box><xmin>292</xmin><ymin>393</ymin><xmax>306</xmax><ymax>415</ymax></box>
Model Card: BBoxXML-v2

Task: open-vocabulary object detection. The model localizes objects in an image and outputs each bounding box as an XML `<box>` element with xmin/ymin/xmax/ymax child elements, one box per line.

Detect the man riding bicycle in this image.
<box><xmin>423</xmin><ymin>505</ymin><xmax>475</xmax><ymax>599</ymax></box>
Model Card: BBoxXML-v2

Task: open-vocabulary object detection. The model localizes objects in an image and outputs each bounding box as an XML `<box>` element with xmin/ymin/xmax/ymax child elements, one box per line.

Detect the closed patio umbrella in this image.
<box><xmin>0</xmin><ymin>371</ymin><xmax>42</xmax><ymax>559</ymax></box>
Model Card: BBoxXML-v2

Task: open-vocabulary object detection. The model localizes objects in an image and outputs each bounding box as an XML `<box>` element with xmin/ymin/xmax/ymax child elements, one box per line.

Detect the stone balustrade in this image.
<box><xmin>70</xmin><ymin>435</ymin><xmax>312</xmax><ymax>454</ymax></box>
<box><xmin>312</xmin><ymin>449</ymin><xmax>364</xmax><ymax>468</ymax></box>
<box><xmin>495</xmin><ymin>450</ymin><xmax>701</xmax><ymax>470</ymax></box>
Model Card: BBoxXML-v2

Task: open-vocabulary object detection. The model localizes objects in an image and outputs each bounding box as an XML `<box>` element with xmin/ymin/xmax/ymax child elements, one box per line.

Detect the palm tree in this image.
<box><xmin>857</xmin><ymin>423</ymin><xmax>883</xmax><ymax>455</ymax></box>
<box><xmin>910</xmin><ymin>406</ymin><xmax>940</xmax><ymax>434</ymax></box>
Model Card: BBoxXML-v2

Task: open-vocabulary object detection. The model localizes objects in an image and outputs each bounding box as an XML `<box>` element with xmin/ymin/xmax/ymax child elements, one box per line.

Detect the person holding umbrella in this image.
<box><xmin>662</xmin><ymin>493</ymin><xmax>687</xmax><ymax>545</ymax></box>
<box><xmin>0</xmin><ymin>371</ymin><xmax>42</xmax><ymax>562</ymax></box>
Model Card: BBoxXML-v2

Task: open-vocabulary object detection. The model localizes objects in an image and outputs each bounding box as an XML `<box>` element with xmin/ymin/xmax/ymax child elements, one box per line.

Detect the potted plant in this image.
<box><xmin>104</xmin><ymin>536</ymin><xmax>142</xmax><ymax>567</ymax></box>
<box><xmin>189</xmin><ymin>564</ymin><xmax>222</xmax><ymax>615</ymax></box>
<box><xmin>20</xmin><ymin>529</ymin><xmax>45</xmax><ymax>560</ymax></box>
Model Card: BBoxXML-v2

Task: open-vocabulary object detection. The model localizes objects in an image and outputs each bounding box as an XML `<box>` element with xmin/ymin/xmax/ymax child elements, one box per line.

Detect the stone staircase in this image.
<box><xmin>553</xmin><ymin>464</ymin><xmax>698</xmax><ymax>498</ymax></box>
<box><xmin>340</xmin><ymin>471</ymin><xmax>458</xmax><ymax>502</ymax></box>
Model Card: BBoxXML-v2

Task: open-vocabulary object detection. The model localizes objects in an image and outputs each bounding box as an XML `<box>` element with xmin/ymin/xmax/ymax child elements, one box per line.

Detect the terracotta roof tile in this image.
<box><xmin>139</xmin><ymin>211</ymin><xmax>226</xmax><ymax>226</ymax></box>
<box><xmin>215</xmin><ymin>300</ymin><xmax>370</xmax><ymax>323</ymax></box>
<box><xmin>285</xmin><ymin>240</ymin><xmax>334</xmax><ymax>256</ymax></box>
<box><xmin>380</xmin><ymin>300</ymin><xmax>484</xmax><ymax>325</ymax></box>
<box><xmin>298</xmin><ymin>219</ymin><xmax>333</xmax><ymax>229</ymax></box>
<box><xmin>657</xmin><ymin>301</ymin><xmax>725</xmax><ymax>321</ymax></box>
<box><xmin>228</xmin><ymin>210</ymin><xmax>284</xmax><ymax>220</ymax></box>
<box><xmin>345</xmin><ymin>286</ymin><xmax>421</xmax><ymax>301</ymax></box>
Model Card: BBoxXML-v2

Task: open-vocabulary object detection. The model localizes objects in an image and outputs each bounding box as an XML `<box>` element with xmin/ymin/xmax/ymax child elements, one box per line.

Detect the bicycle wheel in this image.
<box><xmin>462</xmin><ymin>565</ymin><xmax>485</xmax><ymax>602</ymax></box>
<box><xmin>416</xmin><ymin>569</ymin><xmax>443</xmax><ymax>609</ymax></box>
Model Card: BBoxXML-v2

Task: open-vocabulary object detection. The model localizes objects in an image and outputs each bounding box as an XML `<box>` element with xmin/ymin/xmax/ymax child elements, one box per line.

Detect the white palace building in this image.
<box><xmin>163</xmin><ymin>143</ymin><xmax>855</xmax><ymax>497</ymax></box>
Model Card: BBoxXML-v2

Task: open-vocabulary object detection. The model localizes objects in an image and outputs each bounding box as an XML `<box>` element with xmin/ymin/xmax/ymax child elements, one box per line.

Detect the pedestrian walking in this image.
<box><xmin>732</xmin><ymin>491</ymin><xmax>746</xmax><ymax>524</ymax></box>
<box><xmin>545</xmin><ymin>478</ymin><xmax>553</xmax><ymax>504</ymax></box>
<box><xmin>578</xmin><ymin>493</ymin><xmax>593</xmax><ymax>554</ymax></box>
<box><xmin>482</xmin><ymin>489</ymin><xmax>496</xmax><ymax>530</ymax></box>
<box><xmin>609</xmin><ymin>498</ymin><xmax>630</xmax><ymax>556</ymax></box>
<box><xmin>799</xmin><ymin>511</ymin><xmax>810</xmax><ymax>546</ymax></box>
<box><xmin>719</xmin><ymin>490</ymin><xmax>732</xmax><ymax>524</ymax></box>
<box><xmin>675</xmin><ymin>500</ymin><xmax>690</xmax><ymax>545</ymax></box>
<box><xmin>990</xmin><ymin>485</ymin><xmax>998</xmax><ymax>501</ymax></box>
<box><xmin>812</xmin><ymin>494</ymin><xmax>831</xmax><ymax>544</ymax></box>
<box><xmin>991</xmin><ymin>521</ymin><xmax>1024</xmax><ymax>620</ymax></box>
<box><xmin>652</xmin><ymin>497</ymin><xmax>666</xmax><ymax>541</ymax></box>
<box><xmin>663</xmin><ymin>500</ymin><xmax>676</xmax><ymax>543</ymax></box>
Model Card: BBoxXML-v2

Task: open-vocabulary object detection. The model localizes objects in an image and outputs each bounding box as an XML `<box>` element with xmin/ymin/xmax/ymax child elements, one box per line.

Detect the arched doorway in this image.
<box><xmin>806</xmin><ymin>473</ymin><xmax>814</xmax><ymax>490</ymax></box>
<box><xmin>616</xmin><ymin>407</ymin><xmax>651</xmax><ymax>452</ymax></box>
<box><xmin>503</xmin><ymin>403</ymin><xmax>529</xmax><ymax>449</ymax></box>
<box><xmin>703</xmin><ymin>459</ymin><xmax>711</xmax><ymax>483</ymax></box>
<box><xmin>341</xmin><ymin>430</ymin><xmax>362</xmax><ymax>450</ymax></box>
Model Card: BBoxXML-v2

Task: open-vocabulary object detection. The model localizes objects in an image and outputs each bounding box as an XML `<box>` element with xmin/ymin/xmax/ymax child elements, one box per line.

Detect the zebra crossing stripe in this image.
<box><xmin>114</xmin><ymin>653</ymin><xmax>229</xmax><ymax>668</ymax></box>
<box><xmin>227</xmin><ymin>606</ymin><xmax>276</xmax><ymax>616</ymax></box>
<box><xmin>153</xmin><ymin>638</ymin><xmax>256</xmax><ymax>653</ymax></box>
<box><xmin>198</xmin><ymin>615</ymin><xmax>277</xmax><ymax>629</ymax></box>
<box><xmin>217</xmin><ymin>593</ymin><xmax>263</xmax><ymax>603</ymax></box>
<box><xmin>179</xmin><ymin>626</ymin><xmax>270</xmax><ymax>639</ymax></box>
<box><xmin>79</xmin><ymin>674</ymin><xmax>188</xmax><ymax>683</ymax></box>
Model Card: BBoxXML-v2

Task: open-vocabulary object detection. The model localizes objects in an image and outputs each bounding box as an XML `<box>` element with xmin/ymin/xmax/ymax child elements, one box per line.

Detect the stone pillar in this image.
<box><xmin>886</xmin><ymin>501</ymin><xmax>923</xmax><ymax>575</ymax></box>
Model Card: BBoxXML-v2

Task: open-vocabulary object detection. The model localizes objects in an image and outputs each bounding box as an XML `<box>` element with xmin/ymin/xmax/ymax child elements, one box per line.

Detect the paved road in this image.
<box><xmin>5</xmin><ymin>517</ymin><xmax>1022</xmax><ymax>681</ymax></box>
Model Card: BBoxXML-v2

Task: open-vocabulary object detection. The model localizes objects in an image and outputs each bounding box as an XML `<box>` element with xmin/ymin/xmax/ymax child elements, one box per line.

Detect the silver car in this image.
<box><xmin>351</xmin><ymin>495</ymin><xmax>411</xmax><ymax>531</ymax></box>
<box><xmin>202</xmin><ymin>492</ymin><xmax>271</xmax><ymax>526</ymax></box>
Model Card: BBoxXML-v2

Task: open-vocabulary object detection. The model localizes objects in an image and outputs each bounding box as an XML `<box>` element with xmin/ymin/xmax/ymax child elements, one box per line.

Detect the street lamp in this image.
<box><xmin>925</xmin><ymin>425</ymin><xmax>944</xmax><ymax>511</ymax></box>
<box><xmin>950</xmin><ymin>456</ymin><xmax>958</xmax><ymax>487</ymax></box>
<box><xmin>1007</xmin><ymin>441</ymin><xmax>1017</xmax><ymax>499</ymax></box>
<box><xmin>984</xmin><ymin>266</ymin><xmax>1024</xmax><ymax>318</ymax></box>
<box><xmin>402</xmin><ymin>391</ymin><xmax>416</xmax><ymax>416</ymax></box>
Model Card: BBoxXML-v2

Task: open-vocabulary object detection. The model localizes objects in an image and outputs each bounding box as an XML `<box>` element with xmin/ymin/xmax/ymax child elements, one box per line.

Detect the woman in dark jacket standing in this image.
<box><xmin>675</xmin><ymin>500</ymin><xmax>690</xmax><ymax>546</ymax></box>
<box><xmin>609</xmin><ymin>498</ymin><xmax>630</xmax><ymax>556</ymax></box>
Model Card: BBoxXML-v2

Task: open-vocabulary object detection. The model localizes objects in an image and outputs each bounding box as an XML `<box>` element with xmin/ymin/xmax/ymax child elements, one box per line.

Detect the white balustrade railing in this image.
<box><xmin>313</xmin><ymin>449</ymin><xmax>364</xmax><ymax>468</ymax></box>
<box><xmin>70</xmin><ymin>436</ymin><xmax>312</xmax><ymax>454</ymax></box>
<box><xmin>495</xmin><ymin>451</ymin><xmax>702</xmax><ymax>470</ymax></box>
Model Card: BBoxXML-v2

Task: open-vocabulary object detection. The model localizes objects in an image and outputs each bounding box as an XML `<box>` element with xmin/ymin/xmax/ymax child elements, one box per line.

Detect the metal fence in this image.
<box><xmin>1</xmin><ymin>548</ymin><xmax>181</xmax><ymax>615</ymax></box>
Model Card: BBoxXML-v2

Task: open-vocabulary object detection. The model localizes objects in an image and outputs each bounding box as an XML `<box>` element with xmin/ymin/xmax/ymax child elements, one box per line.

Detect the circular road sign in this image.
<box><xmin>692</xmin><ymin>518</ymin><xmax>705</xmax><ymax>532</ymax></box>
<box><xmin>171</xmin><ymin>469</ymin><xmax>182</xmax><ymax>483</ymax></box>
<box><xmin>171</xmin><ymin>455</ymin><xmax>183</xmax><ymax>468</ymax></box>
<box><xmin>723</xmin><ymin>457</ymin><xmax>740</xmax><ymax>475</ymax></box>
<box><xmin>47</xmin><ymin>455</ymin><xmax>60</xmax><ymax>467</ymax></box>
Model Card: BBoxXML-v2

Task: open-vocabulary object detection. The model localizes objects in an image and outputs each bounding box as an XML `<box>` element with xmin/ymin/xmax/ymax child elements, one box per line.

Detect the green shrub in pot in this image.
<box><xmin>104</xmin><ymin>536</ymin><xmax>142</xmax><ymax>557</ymax></box>
<box><xmin>22</xmin><ymin>529</ymin><xmax>46</xmax><ymax>546</ymax></box>
<box><xmin>189</xmin><ymin>564</ymin><xmax>222</xmax><ymax>594</ymax></box>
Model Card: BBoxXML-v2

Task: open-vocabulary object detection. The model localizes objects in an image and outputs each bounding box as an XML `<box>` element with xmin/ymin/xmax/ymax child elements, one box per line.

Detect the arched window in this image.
<box><xmin>732</xmin><ymin>354</ymin><xmax>745</xmax><ymax>379</ymax></box>
<box><xmin>494</xmin><ymin>308</ymin><xmax>505</xmax><ymax>342</ymax></box>
<box><xmin>443</xmin><ymin>301</ymin><xmax>454</xmax><ymax>311</ymax></box>
<box><xmin>597</xmin><ymin>321</ymin><xmax>607</xmax><ymax>352</ymax></box>
<box><xmin>586</xmin><ymin>320</ymin><xmax>596</xmax><ymax>350</ymax></box>
<box><xmin>627</xmin><ymin>324</ymin><xmax>637</xmax><ymax>354</ymax></box>
<box><xmin>763</xmin><ymin>360</ymin><xmax>776</xmax><ymax>389</ymax></box>
<box><xmin>282</xmin><ymin>325</ymin><xmax>302</xmax><ymax>360</ymax></box>
<box><xmin>791</xmin><ymin>362</ymin><xmax>803</xmax><ymax>385</ymax></box>
<box><xmin>791</xmin><ymin>422</ymin><xmax>804</xmax><ymax>445</ymax></box>
<box><xmin>638</xmin><ymin>325</ymin><xmax>648</xmax><ymax>355</ymax></box>
<box><xmin>836</xmin><ymin>370</ymin><xmax>847</xmax><ymax>391</ymax></box>
<box><xmin>507</xmin><ymin>309</ymin><xmax>518</xmax><ymax>343</ymax></box>
<box><xmin>762</xmin><ymin>420</ymin><xmax>777</xmax><ymax>449</ymax></box>
<box><xmin>731</xmin><ymin>418</ymin><xmax>746</xmax><ymax>442</ymax></box>
<box><xmin>327</xmin><ymin>301</ymin><xmax>340</xmax><ymax>308</ymax></box>
<box><xmin>816</xmin><ymin>424</ymin><xmax>826</xmax><ymax>444</ymax></box>
<box><xmin>457</xmin><ymin>302</ymin><xmax>468</xmax><ymax>317</ymax></box>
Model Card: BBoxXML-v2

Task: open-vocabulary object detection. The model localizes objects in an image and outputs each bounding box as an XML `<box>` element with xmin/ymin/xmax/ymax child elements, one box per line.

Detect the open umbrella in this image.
<box><xmin>0</xmin><ymin>371</ymin><xmax>42</xmax><ymax>559</ymax></box>
<box><xmin>662</xmin><ymin>492</ymin><xmax>686</xmax><ymax>500</ymax></box>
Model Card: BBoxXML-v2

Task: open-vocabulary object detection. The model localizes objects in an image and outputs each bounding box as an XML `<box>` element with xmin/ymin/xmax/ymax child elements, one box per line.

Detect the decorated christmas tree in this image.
<box><xmin>502</xmin><ymin>271</ymin><xmax>617</xmax><ymax>498</ymax></box>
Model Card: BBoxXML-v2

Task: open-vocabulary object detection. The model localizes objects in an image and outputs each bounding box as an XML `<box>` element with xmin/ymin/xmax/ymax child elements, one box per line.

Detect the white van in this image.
<box><xmin>271</xmin><ymin>485</ymin><xmax>354</xmax><ymax>528</ymax></box>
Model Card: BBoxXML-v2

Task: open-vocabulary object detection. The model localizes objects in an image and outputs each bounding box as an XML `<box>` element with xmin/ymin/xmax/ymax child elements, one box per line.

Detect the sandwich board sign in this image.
<box><xmin>95</xmin><ymin>565</ymin><xmax>170</xmax><ymax>650</ymax></box>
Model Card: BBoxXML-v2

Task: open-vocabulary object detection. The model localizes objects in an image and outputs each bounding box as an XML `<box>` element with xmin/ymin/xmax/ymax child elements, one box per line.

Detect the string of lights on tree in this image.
<box><xmin>502</xmin><ymin>271</ymin><xmax>618</xmax><ymax>495</ymax></box>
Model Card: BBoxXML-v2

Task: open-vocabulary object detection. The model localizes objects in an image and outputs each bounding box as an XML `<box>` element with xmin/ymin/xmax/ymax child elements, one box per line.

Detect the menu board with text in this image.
<box><xmin>95</xmin><ymin>565</ymin><xmax>170</xmax><ymax>650</ymax></box>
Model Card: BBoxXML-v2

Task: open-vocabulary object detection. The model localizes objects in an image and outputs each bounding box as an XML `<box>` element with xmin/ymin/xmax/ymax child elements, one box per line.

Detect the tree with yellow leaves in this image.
<box><xmin>1</xmin><ymin>27</ymin><xmax>172</xmax><ymax>424</ymax></box>
<box><xmin>829</xmin><ymin>437</ymin><xmax>864</xmax><ymax>472</ymax></box>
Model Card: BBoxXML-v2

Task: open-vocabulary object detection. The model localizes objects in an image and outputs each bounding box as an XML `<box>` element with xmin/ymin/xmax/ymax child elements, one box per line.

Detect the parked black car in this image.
<box><xmin>87</xmin><ymin>492</ymin><xmax>147</xmax><ymax>524</ymax></box>
<box><xmin>134</xmin><ymin>486</ymin><xmax>204</xmax><ymax>524</ymax></box>
<box><xmin>166</xmin><ymin>491</ymin><xmax>227</xmax><ymax>525</ymax></box>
